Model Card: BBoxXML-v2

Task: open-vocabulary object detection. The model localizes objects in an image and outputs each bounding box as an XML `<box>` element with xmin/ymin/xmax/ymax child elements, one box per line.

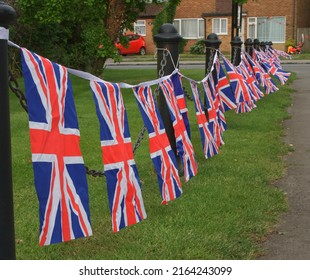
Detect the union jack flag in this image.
<box><xmin>170</xmin><ymin>73</ymin><xmax>191</xmax><ymax>138</ymax></box>
<box><xmin>255</xmin><ymin>49</ymin><xmax>291</xmax><ymax>86</ymax></box>
<box><xmin>222</xmin><ymin>55</ymin><xmax>255</xmax><ymax>113</ymax></box>
<box><xmin>213</xmin><ymin>57</ymin><xmax>229</xmax><ymax>134</ymax></box>
<box><xmin>189</xmin><ymin>81</ymin><xmax>219</xmax><ymax>159</ymax></box>
<box><xmin>214</xmin><ymin>56</ymin><xmax>236</xmax><ymax>112</ymax></box>
<box><xmin>232</xmin><ymin>54</ymin><xmax>261</xmax><ymax>113</ymax></box>
<box><xmin>159</xmin><ymin>78</ymin><xmax>198</xmax><ymax>182</ymax></box>
<box><xmin>203</xmin><ymin>74</ymin><xmax>225</xmax><ymax>148</ymax></box>
<box><xmin>271</xmin><ymin>47</ymin><xmax>292</xmax><ymax>60</ymax></box>
<box><xmin>245</xmin><ymin>51</ymin><xmax>264</xmax><ymax>85</ymax></box>
<box><xmin>246</xmin><ymin>51</ymin><xmax>279</xmax><ymax>95</ymax></box>
<box><xmin>222</xmin><ymin>55</ymin><xmax>247</xmax><ymax>103</ymax></box>
<box><xmin>265</xmin><ymin>59</ymin><xmax>291</xmax><ymax>86</ymax></box>
<box><xmin>90</xmin><ymin>81</ymin><xmax>147</xmax><ymax>233</ymax></box>
<box><xmin>133</xmin><ymin>85</ymin><xmax>182</xmax><ymax>204</ymax></box>
<box><xmin>240</xmin><ymin>53</ymin><xmax>264</xmax><ymax>101</ymax></box>
<box><xmin>21</xmin><ymin>48</ymin><xmax>92</xmax><ymax>246</ymax></box>
<box><xmin>266</xmin><ymin>47</ymin><xmax>287</xmax><ymax>70</ymax></box>
<box><xmin>266</xmin><ymin>48</ymin><xmax>282</xmax><ymax>69</ymax></box>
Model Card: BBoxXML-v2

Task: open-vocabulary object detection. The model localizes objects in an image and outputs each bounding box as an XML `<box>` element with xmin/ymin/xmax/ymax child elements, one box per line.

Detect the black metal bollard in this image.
<box><xmin>204</xmin><ymin>33</ymin><xmax>221</xmax><ymax>75</ymax></box>
<box><xmin>0</xmin><ymin>1</ymin><xmax>16</xmax><ymax>260</ymax></box>
<box><xmin>204</xmin><ymin>33</ymin><xmax>221</xmax><ymax>120</ymax></box>
<box><xmin>254</xmin><ymin>39</ymin><xmax>260</xmax><ymax>51</ymax></box>
<box><xmin>266</xmin><ymin>41</ymin><xmax>273</xmax><ymax>50</ymax></box>
<box><xmin>245</xmin><ymin>38</ymin><xmax>254</xmax><ymax>58</ymax></box>
<box><xmin>260</xmin><ymin>41</ymin><xmax>266</xmax><ymax>52</ymax></box>
<box><xmin>154</xmin><ymin>23</ymin><xmax>183</xmax><ymax>172</ymax></box>
<box><xmin>231</xmin><ymin>36</ymin><xmax>243</xmax><ymax>66</ymax></box>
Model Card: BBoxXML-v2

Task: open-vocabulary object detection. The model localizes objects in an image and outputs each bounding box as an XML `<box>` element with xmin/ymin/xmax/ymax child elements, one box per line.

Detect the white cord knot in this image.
<box><xmin>0</xmin><ymin>27</ymin><xmax>9</xmax><ymax>40</ymax></box>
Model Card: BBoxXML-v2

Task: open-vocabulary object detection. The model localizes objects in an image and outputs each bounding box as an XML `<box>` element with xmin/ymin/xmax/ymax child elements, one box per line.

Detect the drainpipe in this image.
<box><xmin>292</xmin><ymin>0</ymin><xmax>295</xmax><ymax>40</ymax></box>
<box><xmin>203</xmin><ymin>16</ymin><xmax>207</xmax><ymax>40</ymax></box>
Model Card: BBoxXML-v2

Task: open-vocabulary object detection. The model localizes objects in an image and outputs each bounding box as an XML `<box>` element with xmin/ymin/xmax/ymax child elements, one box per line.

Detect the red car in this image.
<box><xmin>115</xmin><ymin>34</ymin><xmax>146</xmax><ymax>56</ymax></box>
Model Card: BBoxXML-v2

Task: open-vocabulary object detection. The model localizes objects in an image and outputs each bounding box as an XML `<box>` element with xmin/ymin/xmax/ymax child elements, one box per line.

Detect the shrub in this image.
<box><xmin>179</xmin><ymin>38</ymin><xmax>188</xmax><ymax>54</ymax></box>
<box><xmin>285</xmin><ymin>38</ymin><xmax>296</xmax><ymax>47</ymax></box>
<box><xmin>190</xmin><ymin>40</ymin><xmax>205</xmax><ymax>54</ymax></box>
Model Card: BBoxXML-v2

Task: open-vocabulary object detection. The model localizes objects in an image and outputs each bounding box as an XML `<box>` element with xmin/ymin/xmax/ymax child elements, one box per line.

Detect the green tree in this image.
<box><xmin>152</xmin><ymin>0</ymin><xmax>181</xmax><ymax>38</ymax></box>
<box><xmin>10</xmin><ymin>0</ymin><xmax>156</xmax><ymax>75</ymax></box>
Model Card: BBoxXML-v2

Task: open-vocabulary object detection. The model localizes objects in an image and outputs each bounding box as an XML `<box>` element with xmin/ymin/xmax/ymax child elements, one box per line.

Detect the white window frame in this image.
<box><xmin>134</xmin><ymin>20</ymin><xmax>146</xmax><ymax>36</ymax></box>
<box><xmin>247</xmin><ymin>17</ymin><xmax>257</xmax><ymax>39</ymax></box>
<box><xmin>247</xmin><ymin>16</ymin><xmax>286</xmax><ymax>43</ymax></box>
<box><xmin>173</xmin><ymin>18</ymin><xmax>204</xmax><ymax>39</ymax></box>
<box><xmin>212</xmin><ymin>18</ymin><xmax>228</xmax><ymax>35</ymax></box>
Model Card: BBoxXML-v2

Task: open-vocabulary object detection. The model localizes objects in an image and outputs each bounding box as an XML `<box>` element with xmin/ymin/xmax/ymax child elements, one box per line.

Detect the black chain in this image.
<box><xmin>232</xmin><ymin>46</ymin><xmax>239</xmax><ymax>66</ymax></box>
<box><xmin>8</xmin><ymin>70</ymin><xmax>28</xmax><ymax>113</ymax></box>
<box><xmin>85</xmin><ymin>166</ymin><xmax>105</xmax><ymax>178</ymax></box>
<box><xmin>132</xmin><ymin>48</ymin><xmax>169</xmax><ymax>154</ymax></box>
<box><xmin>183</xmin><ymin>86</ymin><xmax>194</xmax><ymax>101</ymax></box>
<box><xmin>132</xmin><ymin>125</ymin><xmax>147</xmax><ymax>154</ymax></box>
<box><xmin>206</xmin><ymin>47</ymin><xmax>216</xmax><ymax>75</ymax></box>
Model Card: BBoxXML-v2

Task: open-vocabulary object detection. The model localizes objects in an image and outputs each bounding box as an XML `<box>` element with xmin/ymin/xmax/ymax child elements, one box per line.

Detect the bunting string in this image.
<box><xmin>8</xmin><ymin>40</ymin><xmax>292</xmax><ymax>245</ymax></box>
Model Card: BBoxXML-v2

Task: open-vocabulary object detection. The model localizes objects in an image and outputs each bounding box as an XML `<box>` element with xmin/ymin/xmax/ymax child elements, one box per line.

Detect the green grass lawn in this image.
<box><xmin>290</xmin><ymin>52</ymin><xmax>310</xmax><ymax>60</ymax></box>
<box><xmin>10</xmin><ymin>68</ymin><xmax>294</xmax><ymax>260</ymax></box>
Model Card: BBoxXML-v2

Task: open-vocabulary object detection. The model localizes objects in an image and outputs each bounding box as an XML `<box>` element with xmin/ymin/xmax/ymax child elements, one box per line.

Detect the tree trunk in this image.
<box><xmin>91</xmin><ymin>57</ymin><xmax>107</xmax><ymax>76</ymax></box>
<box><xmin>105</xmin><ymin>0</ymin><xmax>127</xmax><ymax>42</ymax></box>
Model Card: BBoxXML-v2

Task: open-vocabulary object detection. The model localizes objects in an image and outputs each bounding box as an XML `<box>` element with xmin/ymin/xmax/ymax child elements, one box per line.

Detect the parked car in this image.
<box><xmin>115</xmin><ymin>34</ymin><xmax>146</xmax><ymax>56</ymax></box>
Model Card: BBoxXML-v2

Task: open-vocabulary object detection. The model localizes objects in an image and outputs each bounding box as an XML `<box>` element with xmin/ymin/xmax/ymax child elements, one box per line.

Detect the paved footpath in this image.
<box><xmin>260</xmin><ymin>64</ymin><xmax>310</xmax><ymax>259</ymax></box>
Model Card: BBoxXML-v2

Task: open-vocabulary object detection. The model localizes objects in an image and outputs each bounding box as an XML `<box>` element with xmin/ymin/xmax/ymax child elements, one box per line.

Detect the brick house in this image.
<box><xmin>137</xmin><ymin>3</ymin><xmax>166</xmax><ymax>54</ymax></box>
<box><xmin>134</xmin><ymin>0</ymin><xmax>310</xmax><ymax>54</ymax></box>
<box><xmin>241</xmin><ymin>0</ymin><xmax>310</xmax><ymax>50</ymax></box>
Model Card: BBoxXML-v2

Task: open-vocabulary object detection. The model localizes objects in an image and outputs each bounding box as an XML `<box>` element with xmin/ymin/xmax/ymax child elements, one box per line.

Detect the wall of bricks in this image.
<box><xmin>243</xmin><ymin>0</ymin><xmax>294</xmax><ymax>42</ymax></box>
<box><xmin>216</xmin><ymin>0</ymin><xmax>231</xmax><ymax>13</ymax></box>
<box><xmin>297</xmin><ymin>0</ymin><xmax>310</xmax><ymax>28</ymax></box>
<box><xmin>140</xmin><ymin>0</ymin><xmax>310</xmax><ymax>55</ymax></box>
<box><xmin>175</xmin><ymin>0</ymin><xmax>215</xmax><ymax>19</ymax></box>
<box><xmin>144</xmin><ymin>19</ymin><xmax>156</xmax><ymax>54</ymax></box>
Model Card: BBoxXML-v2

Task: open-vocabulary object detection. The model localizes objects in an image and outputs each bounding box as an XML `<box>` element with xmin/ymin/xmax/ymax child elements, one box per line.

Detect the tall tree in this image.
<box><xmin>152</xmin><ymin>0</ymin><xmax>182</xmax><ymax>38</ymax></box>
<box><xmin>10</xmin><ymin>0</ymin><xmax>154</xmax><ymax>74</ymax></box>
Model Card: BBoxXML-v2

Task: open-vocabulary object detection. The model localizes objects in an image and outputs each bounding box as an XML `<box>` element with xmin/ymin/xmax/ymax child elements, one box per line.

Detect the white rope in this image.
<box><xmin>121</xmin><ymin>68</ymin><xmax>179</xmax><ymax>89</ymax></box>
<box><xmin>67</xmin><ymin>67</ymin><xmax>104</xmax><ymax>83</ymax></box>
<box><xmin>7</xmin><ymin>40</ymin><xmax>217</xmax><ymax>88</ymax></box>
<box><xmin>0</xmin><ymin>27</ymin><xmax>9</xmax><ymax>40</ymax></box>
<box><xmin>156</xmin><ymin>47</ymin><xmax>180</xmax><ymax>71</ymax></box>
<box><xmin>8</xmin><ymin>40</ymin><xmax>21</xmax><ymax>48</ymax></box>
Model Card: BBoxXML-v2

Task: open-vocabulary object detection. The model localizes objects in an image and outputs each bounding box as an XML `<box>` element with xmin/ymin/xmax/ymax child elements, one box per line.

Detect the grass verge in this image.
<box><xmin>10</xmin><ymin>68</ymin><xmax>295</xmax><ymax>259</ymax></box>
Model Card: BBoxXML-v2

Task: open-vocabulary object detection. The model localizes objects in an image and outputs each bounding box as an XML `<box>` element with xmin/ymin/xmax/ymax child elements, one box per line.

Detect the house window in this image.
<box><xmin>248</xmin><ymin>17</ymin><xmax>257</xmax><ymax>39</ymax></box>
<box><xmin>134</xmin><ymin>20</ymin><xmax>146</xmax><ymax>36</ymax></box>
<box><xmin>212</xmin><ymin>18</ymin><xmax>228</xmax><ymax>35</ymax></box>
<box><xmin>173</xmin><ymin>18</ymin><xmax>204</xmax><ymax>39</ymax></box>
<box><xmin>247</xmin><ymin>16</ymin><xmax>286</xmax><ymax>43</ymax></box>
